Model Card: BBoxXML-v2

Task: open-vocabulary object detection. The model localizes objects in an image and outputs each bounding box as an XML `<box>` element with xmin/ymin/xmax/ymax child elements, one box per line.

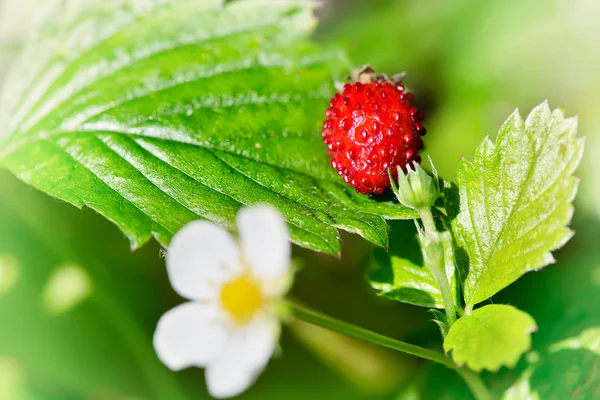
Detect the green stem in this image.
<box><xmin>418</xmin><ymin>206</ymin><xmax>458</xmax><ymax>326</ymax></box>
<box><xmin>419</xmin><ymin>205</ymin><xmax>438</xmax><ymax>235</ymax></box>
<box><xmin>286</xmin><ymin>301</ymin><xmax>454</xmax><ymax>368</ymax></box>
<box><xmin>456</xmin><ymin>368</ymin><xmax>494</xmax><ymax>400</ymax></box>
<box><xmin>287</xmin><ymin>301</ymin><xmax>493</xmax><ymax>400</ymax></box>
<box><xmin>465</xmin><ymin>303</ymin><xmax>474</xmax><ymax>315</ymax></box>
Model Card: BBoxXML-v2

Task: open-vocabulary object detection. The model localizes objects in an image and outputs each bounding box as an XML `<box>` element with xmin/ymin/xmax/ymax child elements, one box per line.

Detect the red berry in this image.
<box><xmin>322</xmin><ymin>66</ymin><xmax>425</xmax><ymax>195</ymax></box>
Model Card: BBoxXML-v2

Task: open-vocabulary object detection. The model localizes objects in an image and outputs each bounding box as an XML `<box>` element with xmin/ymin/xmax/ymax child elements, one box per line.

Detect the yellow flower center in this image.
<box><xmin>220</xmin><ymin>274</ymin><xmax>264</xmax><ymax>324</ymax></box>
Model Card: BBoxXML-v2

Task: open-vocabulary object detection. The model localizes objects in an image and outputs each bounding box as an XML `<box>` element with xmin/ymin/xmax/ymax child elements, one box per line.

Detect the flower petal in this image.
<box><xmin>154</xmin><ymin>302</ymin><xmax>229</xmax><ymax>371</ymax></box>
<box><xmin>167</xmin><ymin>220</ymin><xmax>241</xmax><ymax>300</ymax></box>
<box><xmin>261</xmin><ymin>271</ymin><xmax>294</xmax><ymax>299</ymax></box>
<box><xmin>237</xmin><ymin>206</ymin><xmax>291</xmax><ymax>281</ymax></box>
<box><xmin>205</xmin><ymin>317</ymin><xmax>279</xmax><ymax>398</ymax></box>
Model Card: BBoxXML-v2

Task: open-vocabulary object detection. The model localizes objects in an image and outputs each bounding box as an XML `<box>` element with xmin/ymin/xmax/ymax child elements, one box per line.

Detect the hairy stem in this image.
<box><xmin>418</xmin><ymin>205</ymin><xmax>438</xmax><ymax>235</ymax></box>
<box><xmin>286</xmin><ymin>301</ymin><xmax>493</xmax><ymax>400</ymax></box>
<box><xmin>286</xmin><ymin>301</ymin><xmax>454</xmax><ymax>368</ymax></box>
<box><xmin>418</xmin><ymin>206</ymin><xmax>458</xmax><ymax>326</ymax></box>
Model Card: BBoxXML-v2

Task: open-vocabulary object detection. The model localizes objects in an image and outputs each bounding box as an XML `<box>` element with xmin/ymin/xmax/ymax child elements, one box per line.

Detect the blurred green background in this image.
<box><xmin>1</xmin><ymin>0</ymin><xmax>599</xmax><ymax>398</ymax></box>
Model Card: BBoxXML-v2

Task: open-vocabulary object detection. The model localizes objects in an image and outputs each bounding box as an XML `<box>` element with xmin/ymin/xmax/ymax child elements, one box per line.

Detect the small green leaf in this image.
<box><xmin>453</xmin><ymin>102</ymin><xmax>584</xmax><ymax>306</ymax></box>
<box><xmin>443</xmin><ymin>304</ymin><xmax>537</xmax><ymax>372</ymax></box>
<box><xmin>0</xmin><ymin>0</ymin><xmax>415</xmax><ymax>255</ymax></box>
<box><xmin>368</xmin><ymin>221</ymin><xmax>458</xmax><ymax>309</ymax></box>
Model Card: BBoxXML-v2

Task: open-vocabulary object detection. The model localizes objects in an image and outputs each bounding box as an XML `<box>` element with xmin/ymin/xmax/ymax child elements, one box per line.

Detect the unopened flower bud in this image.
<box><xmin>390</xmin><ymin>161</ymin><xmax>439</xmax><ymax>210</ymax></box>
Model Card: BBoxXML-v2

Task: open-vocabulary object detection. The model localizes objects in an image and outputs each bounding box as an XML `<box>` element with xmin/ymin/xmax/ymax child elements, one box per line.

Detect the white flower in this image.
<box><xmin>153</xmin><ymin>205</ymin><xmax>292</xmax><ymax>399</ymax></box>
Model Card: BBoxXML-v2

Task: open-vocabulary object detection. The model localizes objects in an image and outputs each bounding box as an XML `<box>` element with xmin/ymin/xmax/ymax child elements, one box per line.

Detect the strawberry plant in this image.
<box><xmin>0</xmin><ymin>1</ymin><xmax>597</xmax><ymax>399</ymax></box>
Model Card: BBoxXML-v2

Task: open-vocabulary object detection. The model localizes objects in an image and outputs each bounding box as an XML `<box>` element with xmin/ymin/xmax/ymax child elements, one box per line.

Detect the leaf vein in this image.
<box><xmin>48</xmin><ymin>137</ymin><xmax>174</xmax><ymax>238</ymax></box>
<box><xmin>17</xmin><ymin>5</ymin><xmax>309</xmax><ymax>137</ymax></box>
<box><xmin>467</xmin><ymin>116</ymin><xmax>555</xmax><ymax>304</ymax></box>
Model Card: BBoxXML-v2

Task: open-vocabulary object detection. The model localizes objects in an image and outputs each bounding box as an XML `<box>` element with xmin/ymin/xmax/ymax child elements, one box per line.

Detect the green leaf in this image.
<box><xmin>499</xmin><ymin>243</ymin><xmax>600</xmax><ymax>400</ymax></box>
<box><xmin>0</xmin><ymin>167</ymin><xmax>389</xmax><ymax>400</ymax></box>
<box><xmin>0</xmin><ymin>0</ymin><xmax>415</xmax><ymax>255</ymax></box>
<box><xmin>452</xmin><ymin>102</ymin><xmax>584</xmax><ymax>306</ymax></box>
<box><xmin>504</xmin><ymin>328</ymin><xmax>600</xmax><ymax>399</ymax></box>
<box><xmin>529</xmin><ymin>348</ymin><xmax>600</xmax><ymax>399</ymax></box>
<box><xmin>502</xmin><ymin>364</ymin><xmax>537</xmax><ymax>400</ymax></box>
<box><xmin>368</xmin><ymin>220</ymin><xmax>458</xmax><ymax>309</ymax></box>
<box><xmin>443</xmin><ymin>304</ymin><xmax>537</xmax><ymax>372</ymax></box>
<box><xmin>550</xmin><ymin>326</ymin><xmax>600</xmax><ymax>356</ymax></box>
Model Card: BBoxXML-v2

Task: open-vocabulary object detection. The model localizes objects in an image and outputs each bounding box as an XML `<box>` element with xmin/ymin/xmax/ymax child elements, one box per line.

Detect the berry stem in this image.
<box><xmin>418</xmin><ymin>206</ymin><xmax>458</xmax><ymax>327</ymax></box>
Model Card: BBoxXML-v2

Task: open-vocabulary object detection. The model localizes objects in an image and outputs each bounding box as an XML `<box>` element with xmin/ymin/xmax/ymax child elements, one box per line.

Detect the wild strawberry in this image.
<box><xmin>322</xmin><ymin>66</ymin><xmax>426</xmax><ymax>195</ymax></box>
